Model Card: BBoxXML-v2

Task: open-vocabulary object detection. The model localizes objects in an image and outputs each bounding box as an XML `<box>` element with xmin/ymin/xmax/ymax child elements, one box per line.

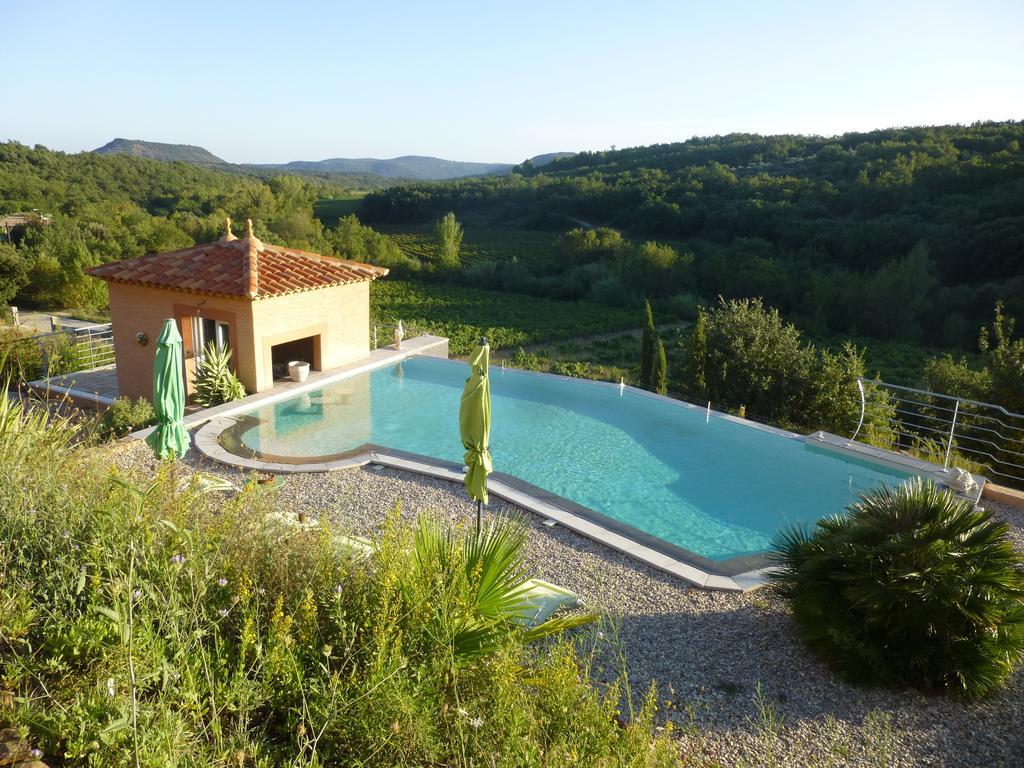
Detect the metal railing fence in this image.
<box><xmin>857</xmin><ymin>378</ymin><xmax>1024</xmax><ymax>488</ymax></box>
<box><xmin>68</xmin><ymin>324</ymin><xmax>115</xmax><ymax>369</ymax></box>
<box><xmin>1</xmin><ymin>323</ymin><xmax>114</xmax><ymax>380</ymax></box>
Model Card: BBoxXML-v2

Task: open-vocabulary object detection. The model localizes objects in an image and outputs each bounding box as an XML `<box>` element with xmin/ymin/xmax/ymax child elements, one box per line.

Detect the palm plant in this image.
<box><xmin>192</xmin><ymin>342</ymin><xmax>246</xmax><ymax>407</ymax></box>
<box><xmin>769</xmin><ymin>478</ymin><xmax>1024</xmax><ymax>698</ymax></box>
<box><xmin>404</xmin><ymin>514</ymin><xmax>594</xmax><ymax>665</ymax></box>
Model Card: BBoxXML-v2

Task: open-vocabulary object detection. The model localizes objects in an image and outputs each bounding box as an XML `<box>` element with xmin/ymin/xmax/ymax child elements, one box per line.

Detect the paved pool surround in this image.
<box><xmin>150</xmin><ymin>335</ymin><xmax>977</xmax><ymax>592</ymax></box>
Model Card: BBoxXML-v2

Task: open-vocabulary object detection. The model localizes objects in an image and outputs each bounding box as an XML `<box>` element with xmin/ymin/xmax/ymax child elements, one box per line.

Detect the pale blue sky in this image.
<box><xmin>3</xmin><ymin>0</ymin><xmax>1022</xmax><ymax>163</ymax></box>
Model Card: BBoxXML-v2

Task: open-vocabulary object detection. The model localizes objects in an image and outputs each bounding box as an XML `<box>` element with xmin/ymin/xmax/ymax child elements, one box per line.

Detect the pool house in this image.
<box><xmin>85</xmin><ymin>218</ymin><xmax>389</xmax><ymax>401</ymax></box>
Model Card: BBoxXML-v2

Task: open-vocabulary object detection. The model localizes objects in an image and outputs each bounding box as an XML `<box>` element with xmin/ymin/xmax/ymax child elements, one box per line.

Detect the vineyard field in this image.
<box><xmin>370</xmin><ymin>280</ymin><xmax>638</xmax><ymax>355</ymax></box>
<box><xmin>378</xmin><ymin>225</ymin><xmax>559</xmax><ymax>270</ymax></box>
<box><xmin>812</xmin><ymin>335</ymin><xmax>981</xmax><ymax>387</ymax></box>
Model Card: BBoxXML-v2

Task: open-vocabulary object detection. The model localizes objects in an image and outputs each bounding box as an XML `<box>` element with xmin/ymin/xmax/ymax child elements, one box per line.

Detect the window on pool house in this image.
<box><xmin>192</xmin><ymin>318</ymin><xmax>230</xmax><ymax>364</ymax></box>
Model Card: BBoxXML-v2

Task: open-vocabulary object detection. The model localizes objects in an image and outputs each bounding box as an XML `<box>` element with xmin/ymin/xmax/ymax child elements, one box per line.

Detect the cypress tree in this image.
<box><xmin>654</xmin><ymin>338</ymin><xmax>668</xmax><ymax>395</ymax></box>
<box><xmin>689</xmin><ymin>310</ymin><xmax>708</xmax><ymax>398</ymax></box>
<box><xmin>436</xmin><ymin>211</ymin><xmax>463</xmax><ymax>269</ymax></box>
<box><xmin>640</xmin><ymin>299</ymin><xmax>656</xmax><ymax>387</ymax></box>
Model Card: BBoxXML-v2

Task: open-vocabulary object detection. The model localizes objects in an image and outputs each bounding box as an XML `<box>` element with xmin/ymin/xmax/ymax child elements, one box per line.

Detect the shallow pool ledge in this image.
<box><xmin>129</xmin><ymin>335</ymin><xmax>450</xmax><ymax>442</ymax></box>
<box><xmin>191</xmin><ymin>416</ymin><xmax>772</xmax><ymax>593</ymax></box>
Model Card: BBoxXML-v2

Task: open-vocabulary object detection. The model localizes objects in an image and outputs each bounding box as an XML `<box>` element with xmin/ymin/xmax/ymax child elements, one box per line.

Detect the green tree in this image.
<box><xmin>435</xmin><ymin>211</ymin><xmax>463</xmax><ymax>270</ymax></box>
<box><xmin>0</xmin><ymin>243</ymin><xmax>29</xmax><ymax>307</ymax></box>
<box><xmin>696</xmin><ymin>297</ymin><xmax>813</xmax><ymax>422</ymax></box>
<box><xmin>640</xmin><ymin>299</ymin><xmax>656</xmax><ymax>387</ymax></box>
<box><xmin>653</xmin><ymin>338</ymin><xmax>668</xmax><ymax>395</ymax></box>
<box><xmin>618</xmin><ymin>241</ymin><xmax>689</xmax><ymax>297</ymax></box>
<box><xmin>557</xmin><ymin>227</ymin><xmax>625</xmax><ymax>265</ymax></box>
<box><xmin>685</xmin><ymin>297</ymin><xmax>893</xmax><ymax>434</ymax></box>
<box><xmin>860</xmin><ymin>240</ymin><xmax>936</xmax><ymax>340</ymax></box>
<box><xmin>688</xmin><ymin>310</ymin><xmax>708</xmax><ymax>398</ymax></box>
<box><xmin>809</xmin><ymin>342</ymin><xmax>894</xmax><ymax>439</ymax></box>
<box><xmin>331</xmin><ymin>215</ymin><xmax>418</xmax><ymax>273</ymax></box>
<box><xmin>29</xmin><ymin>221</ymin><xmax>108</xmax><ymax>311</ymax></box>
<box><xmin>980</xmin><ymin>302</ymin><xmax>1024</xmax><ymax>412</ymax></box>
<box><xmin>921</xmin><ymin>354</ymin><xmax>992</xmax><ymax>402</ymax></box>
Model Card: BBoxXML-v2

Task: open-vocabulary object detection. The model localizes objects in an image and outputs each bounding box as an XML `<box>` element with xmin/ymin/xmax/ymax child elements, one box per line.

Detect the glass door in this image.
<box><xmin>192</xmin><ymin>318</ymin><xmax>230</xmax><ymax>363</ymax></box>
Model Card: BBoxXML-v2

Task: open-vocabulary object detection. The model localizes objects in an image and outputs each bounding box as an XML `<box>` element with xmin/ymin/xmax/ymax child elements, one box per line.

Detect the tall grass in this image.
<box><xmin>0</xmin><ymin>393</ymin><xmax>677</xmax><ymax>767</ymax></box>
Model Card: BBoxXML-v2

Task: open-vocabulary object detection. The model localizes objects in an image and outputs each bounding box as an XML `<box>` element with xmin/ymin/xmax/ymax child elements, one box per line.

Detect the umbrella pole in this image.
<box><xmin>476</xmin><ymin>499</ymin><xmax>482</xmax><ymax>539</ymax></box>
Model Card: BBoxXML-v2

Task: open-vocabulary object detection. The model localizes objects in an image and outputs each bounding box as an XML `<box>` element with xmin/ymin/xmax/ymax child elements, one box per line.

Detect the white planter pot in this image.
<box><xmin>288</xmin><ymin>361</ymin><xmax>310</xmax><ymax>383</ymax></box>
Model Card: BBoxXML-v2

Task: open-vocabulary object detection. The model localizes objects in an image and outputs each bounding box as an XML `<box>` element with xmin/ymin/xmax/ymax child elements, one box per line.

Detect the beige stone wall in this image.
<box><xmin>105</xmin><ymin>284</ymin><xmax>253</xmax><ymax>400</ymax></box>
<box><xmin>105</xmin><ymin>281</ymin><xmax>371</xmax><ymax>400</ymax></box>
<box><xmin>250</xmin><ymin>282</ymin><xmax>371</xmax><ymax>392</ymax></box>
<box><xmin>982</xmin><ymin>482</ymin><xmax>1024</xmax><ymax>510</ymax></box>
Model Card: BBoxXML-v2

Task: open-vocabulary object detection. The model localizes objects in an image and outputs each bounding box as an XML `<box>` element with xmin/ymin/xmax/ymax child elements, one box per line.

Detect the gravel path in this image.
<box><xmin>114</xmin><ymin>441</ymin><xmax>1024</xmax><ymax>767</ymax></box>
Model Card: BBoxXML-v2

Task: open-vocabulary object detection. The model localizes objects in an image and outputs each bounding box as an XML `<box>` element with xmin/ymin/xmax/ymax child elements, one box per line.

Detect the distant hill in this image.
<box><xmin>525</xmin><ymin>152</ymin><xmax>576</xmax><ymax>168</ymax></box>
<box><xmin>93</xmin><ymin>138</ymin><xmax>226</xmax><ymax>165</ymax></box>
<box><xmin>255</xmin><ymin>155</ymin><xmax>514</xmax><ymax>180</ymax></box>
<box><xmin>260</xmin><ymin>152</ymin><xmax>577</xmax><ymax>180</ymax></box>
<box><xmin>91</xmin><ymin>139</ymin><xmax>575</xmax><ymax>181</ymax></box>
<box><xmin>359</xmin><ymin>121</ymin><xmax>1024</xmax><ymax>353</ymax></box>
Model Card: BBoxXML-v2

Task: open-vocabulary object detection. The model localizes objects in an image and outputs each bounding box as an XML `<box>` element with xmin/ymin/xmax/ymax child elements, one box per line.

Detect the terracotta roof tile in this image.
<box><xmin>85</xmin><ymin>226</ymin><xmax>388</xmax><ymax>300</ymax></box>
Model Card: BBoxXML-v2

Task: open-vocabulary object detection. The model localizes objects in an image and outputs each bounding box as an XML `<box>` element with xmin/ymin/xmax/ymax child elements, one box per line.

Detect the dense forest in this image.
<box><xmin>360</xmin><ymin>122</ymin><xmax>1024</xmax><ymax>350</ymax></box>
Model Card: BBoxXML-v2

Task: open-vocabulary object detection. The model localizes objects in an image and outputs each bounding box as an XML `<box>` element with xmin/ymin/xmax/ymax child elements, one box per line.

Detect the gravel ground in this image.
<box><xmin>115</xmin><ymin>441</ymin><xmax>1024</xmax><ymax>768</ymax></box>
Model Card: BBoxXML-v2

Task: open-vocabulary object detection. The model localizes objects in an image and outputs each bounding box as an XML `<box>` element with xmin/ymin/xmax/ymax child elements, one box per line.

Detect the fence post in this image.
<box><xmin>943</xmin><ymin>399</ymin><xmax>960</xmax><ymax>471</ymax></box>
<box><xmin>850</xmin><ymin>378</ymin><xmax>866</xmax><ymax>442</ymax></box>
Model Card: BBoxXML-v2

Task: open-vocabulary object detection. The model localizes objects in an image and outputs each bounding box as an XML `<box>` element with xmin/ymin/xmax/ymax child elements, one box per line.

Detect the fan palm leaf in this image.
<box><xmin>769</xmin><ymin>477</ymin><xmax>1024</xmax><ymax>698</ymax></box>
<box><xmin>407</xmin><ymin>514</ymin><xmax>594</xmax><ymax>664</ymax></box>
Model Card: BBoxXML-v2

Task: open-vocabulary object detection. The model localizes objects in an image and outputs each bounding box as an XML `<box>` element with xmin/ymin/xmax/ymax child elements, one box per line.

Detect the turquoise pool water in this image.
<box><xmin>232</xmin><ymin>357</ymin><xmax>912</xmax><ymax>563</ymax></box>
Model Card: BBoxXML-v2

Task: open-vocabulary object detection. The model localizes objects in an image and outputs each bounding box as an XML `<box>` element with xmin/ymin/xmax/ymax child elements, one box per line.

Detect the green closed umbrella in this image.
<box><xmin>459</xmin><ymin>337</ymin><xmax>492</xmax><ymax>535</ymax></box>
<box><xmin>145</xmin><ymin>319</ymin><xmax>190</xmax><ymax>460</ymax></box>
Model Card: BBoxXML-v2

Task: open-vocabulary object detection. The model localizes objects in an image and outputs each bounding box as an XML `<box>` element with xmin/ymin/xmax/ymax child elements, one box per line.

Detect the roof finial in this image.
<box><xmin>221</xmin><ymin>217</ymin><xmax>237</xmax><ymax>242</ymax></box>
<box><xmin>242</xmin><ymin>217</ymin><xmax>263</xmax><ymax>249</ymax></box>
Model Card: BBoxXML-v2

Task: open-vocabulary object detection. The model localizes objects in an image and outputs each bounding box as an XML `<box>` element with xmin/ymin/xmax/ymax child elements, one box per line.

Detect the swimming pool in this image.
<box><xmin>215</xmin><ymin>356</ymin><xmax>914</xmax><ymax>571</ymax></box>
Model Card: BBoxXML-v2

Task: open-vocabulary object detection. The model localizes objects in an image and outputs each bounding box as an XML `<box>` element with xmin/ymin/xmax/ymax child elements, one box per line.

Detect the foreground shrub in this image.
<box><xmin>0</xmin><ymin>396</ymin><xmax>677</xmax><ymax>767</ymax></box>
<box><xmin>100</xmin><ymin>395</ymin><xmax>156</xmax><ymax>438</ymax></box>
<box><xmin>0</xmin><ymin>327</ymin><xmax>44</xmax><ymax>381</ymax></box>
<box><xmin>770</xmin><ymin>478</ymin><xmax>1024</xmax><ymax>698</ymax></box>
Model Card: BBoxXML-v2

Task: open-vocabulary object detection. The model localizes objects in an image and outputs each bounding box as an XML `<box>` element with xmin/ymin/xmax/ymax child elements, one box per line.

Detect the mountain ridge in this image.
<box><xmin>93</xmin><ymin>138</ymin><xmax>226</xmax><ymax>165</ymax></box>
<box><xmin>251</xmin><ymin>155</ymin><xmax>513</xmax><ymax>180</ymax></box>
<box><xmin>92</xmin><ymin>139</ymin><xmax>575</xmax><ymax>181</ymax></box>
